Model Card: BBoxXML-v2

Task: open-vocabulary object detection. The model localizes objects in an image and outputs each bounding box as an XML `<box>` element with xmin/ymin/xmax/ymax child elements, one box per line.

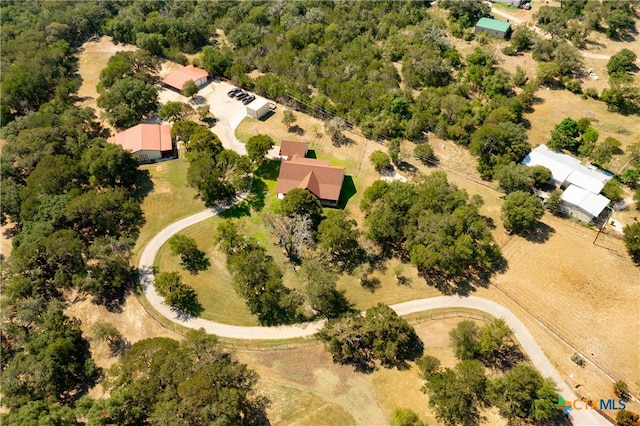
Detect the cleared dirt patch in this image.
<box><xmin>76</xmin><ymin>36</ymin><xmax>137</xmax><ymax>112</ymax></box>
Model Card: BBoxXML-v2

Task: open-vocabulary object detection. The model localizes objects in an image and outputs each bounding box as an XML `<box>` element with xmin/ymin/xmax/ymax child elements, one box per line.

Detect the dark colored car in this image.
<box><xmin>227</xmin><ymin>88</ymin><xmax>241</xmax><ymax>97</ymax></box>
<box><xmin>242</xmin><ymin>95</ymin><xmax>256</xmax><ymax>105</ymax></box>
<box><xmin>234</xmin><ymin>91</ymin><xmax>247</xmax><ymax>99</ymax></box>
<box><xmin>236</xmin><ymin>92</ymin><xmax>249</xmax><ymax>100</ymax></box>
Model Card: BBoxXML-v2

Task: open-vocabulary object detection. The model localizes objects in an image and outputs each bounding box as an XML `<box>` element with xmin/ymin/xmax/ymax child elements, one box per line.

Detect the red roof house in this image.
<box><xmin>276</xmin><ymin>158</ymin><xmax>345</xmax><ymax>206</ymax></box>
<box><xmin>279</xmin><ymin>140</ymin><xmax>308</xmax><ymax>160</ymax></box>
<box><xmin>161</xmin><ymin>65</ymin><xmax>209</xmax><ymax>91</ymax></box>
<box><xmin>114</xmin><ymin>124</ymin><xmax>173</xmax><ymax>162</ymax></box>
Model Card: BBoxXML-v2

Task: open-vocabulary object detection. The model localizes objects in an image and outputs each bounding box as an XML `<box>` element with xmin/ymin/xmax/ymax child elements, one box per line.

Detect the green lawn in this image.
<box><xmin>133</xmin><ymin>158</ymin><xmax>206</xmax><ymax>264</ymax></box>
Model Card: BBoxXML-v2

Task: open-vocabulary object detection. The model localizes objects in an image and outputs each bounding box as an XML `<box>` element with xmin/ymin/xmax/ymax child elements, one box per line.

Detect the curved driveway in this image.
<box><xmin>139</xmin><ymin>206</ymin><xmax>610</xmax><ymax>425</ymax></box>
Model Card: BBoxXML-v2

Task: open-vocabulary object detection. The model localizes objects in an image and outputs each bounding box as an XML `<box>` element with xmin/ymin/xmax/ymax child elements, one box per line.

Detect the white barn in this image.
<box><xmin>246</xmin><ymin>97</ymin><xmax>271</xmax><ymax>120</ymax></box>
<box><xmin>522</xmin><ymin>144</ymin><xmax>613</xmax><ymax>221</ymax></box>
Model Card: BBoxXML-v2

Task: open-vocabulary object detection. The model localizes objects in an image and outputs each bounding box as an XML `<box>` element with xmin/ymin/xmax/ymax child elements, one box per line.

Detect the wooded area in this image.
<box><xmin>1</xmin><ymin>0</ymin><xmax>638</xmax><ymax>423</ymax></box>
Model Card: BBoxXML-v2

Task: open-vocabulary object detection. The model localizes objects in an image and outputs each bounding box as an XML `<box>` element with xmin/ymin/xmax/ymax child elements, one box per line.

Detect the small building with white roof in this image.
<box><xmin>246</xmin><ymin>97</ymin><xmax>271</xmax><ymax>120</ymax></box>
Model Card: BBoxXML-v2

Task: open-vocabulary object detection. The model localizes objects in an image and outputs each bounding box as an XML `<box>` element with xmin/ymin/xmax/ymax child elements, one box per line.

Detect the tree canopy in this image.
<box><xmin>361</xmin><ymin>172</ymin><xmax>502</xmax><ymax>288</ymax></box>
<box><xmin>78</xmin><ymin>330</ymin><xmax>268</xmax><ymax>425</ymax></box>
<box><xmin>317</xmin><ymin>303</ymin><xmax>423</xmax><ymax>371</ymax></box>
<box><xmin>501</xmin><ymin>191</ymin><xmax>545</xmax><ymax>234</ymax></box>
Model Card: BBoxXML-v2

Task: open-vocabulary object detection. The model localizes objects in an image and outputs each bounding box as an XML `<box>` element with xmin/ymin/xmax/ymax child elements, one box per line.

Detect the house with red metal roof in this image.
<box><xmin>114</xmin><ymin>124</ymin><xmax>174</xmax><ymax>163</ymax></box>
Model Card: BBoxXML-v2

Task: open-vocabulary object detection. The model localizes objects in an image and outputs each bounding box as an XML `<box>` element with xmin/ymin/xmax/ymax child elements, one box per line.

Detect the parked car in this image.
<box><xmin>242</xmin><ymin>95</ymin><xmax>256</xmax><ymax>105</ymax></box>
<box><xmin>236</xmin><ymin>92</ymin><xmax>249</xmax><ymax>100</ymax></box>
<box><xmin>227</xmin><ymin>88</ymin><xmax>241</xmax><ymax>97</ymax></box>
<box><xmin>234</xmin><ymin>91</ymin><xmax>247</xmax><ymax>99</ymax></box>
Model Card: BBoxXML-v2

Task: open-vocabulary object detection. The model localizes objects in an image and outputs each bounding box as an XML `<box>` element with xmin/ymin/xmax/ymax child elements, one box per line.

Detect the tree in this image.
<box><xmin>545</xmin><ymin>189</ymin><xmax>564</xmax><ymax>216</ymax></box>
<box><xmin>168</xmin><ymin>234</ymin><xmax>210</xmax><ymax>274</ymax></box>
<box><xmin>590</xmin><ymin>137</ymin><xmax>622</xmax><ymax>167</ymax></box>
<box><xmin>219</xmin><ymin>224</ymin><xmax>305</xmax><ymax>325</ymax></box>
<box><xmin>623</xmin><ymin>222</ymin><xmax>640</xmax><ymax>262</ymax></box>
<box><xmin>83</xmin><ymin>331</ymin><xmax>267</xmax><ymax>425</ymax></box>
<box><xmin>196</xmin><ymin>104</ymin><xmax>212</xmax><ymax>122</ymax></box>
<box><xmin>422</xmin><ymin>360</ymin><xmax>486</xmax><ymax>426</ymax></box>
<box><xmin>98</xmin><ymin>50</ymin><xmax>159</xmax><ymax>90</ymax></box>
<box><xmin>616</xmin><ymin>410</ymin><xmax>640</xmax><ymax>426</ymax></box>
<box><xmin>181</xmin><ymin>79</ymin><xmax>199</xmax><ymax>98</ymax></box>
<box><xmin>529</xmin><ymin>165</ymin><xmax>552</xmax><ymax>188</ymax></box>
<box><xmin>279</xmin><ymin>188</ymin><xmax>323</xmax><ymax>225</ymax></box>
<box><xmin>200</xmin><ymin>45</ymin><xmax>233</xmax><ymax>77</ymax></box>
<box><xmin>488</xmin><ymin>363</ymin><xmax>560</xmax><ymax>423</ymax></box>
<box><xmin>317</xmin><ymin>210</ymin><xmax>361</xmax><ymax>267</ymax></box>
<box><xmin>266</xmin><ymin>213</ymin><xmax>315</xmax><ymax>261</ymax></box>
<box><xmin>607</xmin><ymin>49</ymin><xmax>637</xmax><ymax>75</ymax></box>
<box><xmin>81</xmin><ymin>141</ymin><xmax>140</xmax><ymax>190</ymax></box>
<box><xmin>245</xmin><ymin>134</ymin><xmax>274</xmax><ymax>164</ymax></box>
<box><xmin>325</xmin><ymin>117</ymin><xmax>347</xmax><ymax>145</ymax></box>
<box><xmin>501</xmin><ymin>191</ymin><xmax>545</xmax><ymax>234</ymax></box>
<box><xmin>158</xmin><ymin>101</ymin><xmax>186</xmax><ymax>122</ymax></box>
<box><xmin>602</xmin><ymin>179</ymin><xmax>624</xmax><ymax>203</ymax></box>
<box><xmin>493</xmin><ymin>162</ymin><xmax>534</xmax><ymax>194</ymax></box>
<box><xmin>449</xmin><ymin>320</ymin><xmax>480</xmax><ymax>360</ymax></box>
<box><xmin>439</xmin><ymin>0</ymin><xmax>490</xmax><ymax>28</ymax></box>
<box><xmin>370</xmin><ymin>150</ymin><xmax>392</xmax><ymax>172</ymax></box>
<box><xmin>614</xmin><ymin>380</ymin><xmax>630</xmax><ymax>401</ymax></box>
<box><xmin>318</xmin><ymin>303</ymin><xmax>422</xmax><ymax>371</ymax></box>
<box><xmin>417</xmin><ymin>355</ymin><xmax>442</xmax><ymax>379</ymax></box>
<box><xmin>97</xmin><ymin>77</ymin><xmax>158</xmax><ymax>129</ymax></box>
<box><xmin>301</xmin><ymin>258</ymin><xmax>352</xmax><ymax>318</ymax></box>
<box><xmin>154</xmin><ymin>271</ymin><xmax>203</xmax><ymax>317</ymax></box>
<box><xmin>391</xmin><ymin>408</ymin><xmax>425</xmax><ymax>426</ymax></box>
<box><xmin>91</xmin><ymin>320</ymin><xmax>127</xmax><ymax>356</ymax></box>
<box><xmin>547</xmin><ymin>117</ymin><xmax>580</xmax><ymax>152</ymax></box>
<box><xmin>414</xmin><ymin>143</ymin><xmax>437</xmax><ymax>165</ymax></box>
<box><xmin>388</xmin><ymin>138</ymin><xmax>401</xmax><ymax>165</ymax></box>
<box><xmin>282</xmin><ymin>109</ymin><xmax>297</xmax><ymax>131</ymax></box>
<box><xmin>478</xmin><ymin>318</ymin><xmax>513</xmax><ymax>360</ymax></box>
<box><xmin>469</xmin><ymin>122</ymin><xmax>530</xmax><ymax>179</ymax></box>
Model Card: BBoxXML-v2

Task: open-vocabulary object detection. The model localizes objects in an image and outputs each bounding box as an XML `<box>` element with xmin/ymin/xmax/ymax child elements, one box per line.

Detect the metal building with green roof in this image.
<box><xmin>475</xmin><ymin>17</ymin><xmax>512</xmax><ymax>39</ymax></box>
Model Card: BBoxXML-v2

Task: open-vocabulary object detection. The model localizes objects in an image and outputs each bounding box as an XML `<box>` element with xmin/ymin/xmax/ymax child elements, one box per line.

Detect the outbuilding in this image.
<box><xmin>114</xmin><ymin>124</ymin><xmax>174</xmax><ymax>163</ymax></box>
<box><xmin>475</xmin><ymin>17</ymin><xmax>512</xmax><ymax>39</ymax></box>
<box><xmin>161</xmin><ymin>65</ymin><xmax>209</xmax><ymax>92</ymax></box>
<box><xmin>246</xmin><ymin>97</ymin><xmax>271</xmax><ymax>120</ymax></box>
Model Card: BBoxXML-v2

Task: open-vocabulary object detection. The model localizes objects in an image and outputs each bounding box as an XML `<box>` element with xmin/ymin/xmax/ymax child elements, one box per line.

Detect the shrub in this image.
<box><xmin>571</xmin><ymin>352</ymin><xmax>585</xmax><ymax>366</ymax></box>
<box><xmin>370</xmin><ymin>150</ymin><xmax>392</xmax><ymax>172</ymax></box>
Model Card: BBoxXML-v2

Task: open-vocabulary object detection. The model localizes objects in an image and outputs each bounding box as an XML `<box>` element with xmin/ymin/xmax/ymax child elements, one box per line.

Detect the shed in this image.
<box><xmin>246</xmin><ymin>97</ymin><xmax>271</xmax><ymax>120</ymax></box>
<box><xmin>114</xmin><ymin>124</ymin><xmax>173</xmax><ymax>163</ymax></box>
<box><xmin>161</xmin><ymin>65</ymin><xmax>209</xmax><ymax>91</ymax></box>
<box><xmin>475</xmin><ymin>17</ymin><xmax>512</xmax><ymax>39</ymax></box>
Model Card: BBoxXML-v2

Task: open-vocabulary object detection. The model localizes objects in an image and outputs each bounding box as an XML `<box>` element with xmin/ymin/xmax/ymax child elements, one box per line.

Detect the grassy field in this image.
<box><xmin>132</xmin><ymin>158</ymin><xmax>206</xmax><ymax>265</ymax></box>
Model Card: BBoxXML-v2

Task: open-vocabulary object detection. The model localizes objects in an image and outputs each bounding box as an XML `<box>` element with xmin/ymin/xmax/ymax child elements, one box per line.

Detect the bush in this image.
<box><xmin>571</xmin><ymin>352</ymin><xmax>585</xmax><ymax>366</ymax></box>
<box><xmin>370</xmin><ymin>150</ymin><xmax>392</xmax><ymax>172</ymax></box>
<box><xmin>563</xmin><ymin>78</ymin><xmax>582</xmax><ymax>94</ymax></box>
<box><xmin>584</xmin><ymin>88</ymin><xmax>599</xmax><ymax>100</ymax></box>
<box><xmin>414</xmin><ymin>143</ymin><xmax>437</xmax><ymax>165</ymax></box>
<box><xmin>391</xmin><ymin>408</ymin><xmax>425</xmax><ymax>426</ymax></box>
<box><xmin>613</xmin><ymin>380</ymin><xmax>630</xmax><ymax>400</ymax></box>
<box><xmin>502</xmin><ymin>45</ymin><xmax>518</xmax><ymax>56</ymax></box>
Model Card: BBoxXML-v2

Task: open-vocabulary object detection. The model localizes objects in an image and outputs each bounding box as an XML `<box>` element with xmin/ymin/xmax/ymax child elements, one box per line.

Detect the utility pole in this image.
<box><xmin>593</xmin><ymin>207</ymin><xmax>613</xmax><ymax>245</ymax></box>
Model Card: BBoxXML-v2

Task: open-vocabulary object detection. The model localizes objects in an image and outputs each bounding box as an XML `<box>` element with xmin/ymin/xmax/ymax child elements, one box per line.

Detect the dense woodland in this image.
<box><xmin>1</xmin><ymin>0</ymin><xmax>639</xmax><ymax>424</ymax></box>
